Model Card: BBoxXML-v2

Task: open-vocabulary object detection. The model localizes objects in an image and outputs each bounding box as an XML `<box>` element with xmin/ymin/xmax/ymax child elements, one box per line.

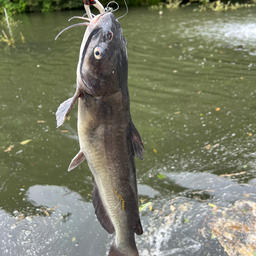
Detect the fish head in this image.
<box><xmin>77</xmin><ymin>12</ymin><xmax>128</xmax><ymax>98</ymax></box>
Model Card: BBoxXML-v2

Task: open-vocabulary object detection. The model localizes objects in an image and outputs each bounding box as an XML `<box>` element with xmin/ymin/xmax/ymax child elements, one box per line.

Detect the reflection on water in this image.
<box><xmin>1</xmin><ymin>185</ymin><xmax>108</xmax><ymax>256</ymax></box>
<box><xmin>1</xmin><ymin>6</ymin><xmax>256</xmax><ymax>256</ymax></box>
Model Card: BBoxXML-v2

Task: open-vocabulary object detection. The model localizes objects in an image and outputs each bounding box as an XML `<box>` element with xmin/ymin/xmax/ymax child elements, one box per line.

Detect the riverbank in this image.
<box><xmin>1</xmin><ymin>0</ymin><xmax>256</xmax><ymax>14</ymax></box>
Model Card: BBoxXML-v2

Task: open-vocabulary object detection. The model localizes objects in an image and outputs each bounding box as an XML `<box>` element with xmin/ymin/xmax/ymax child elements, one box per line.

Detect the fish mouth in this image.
<box><xmin>90</xmin><ymin>13</ymin><xmax>105</xmax><ymax>26</ymax></box>
<box><xmin>79</xmin><ymin>27</ymin><xmax>102</xmax><ymax>95</ymax></box>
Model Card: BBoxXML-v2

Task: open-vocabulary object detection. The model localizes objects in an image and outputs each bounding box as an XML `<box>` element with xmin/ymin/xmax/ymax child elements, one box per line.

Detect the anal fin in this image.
<box><xmin>134</xmin><ymin>218</ymin><xmax>143</xmax><ymax>235</ymax></box>
<box><xmin>56</xmin><ymin>88</ymin><xmax>80</xmax><ymax>128</ymax></box>
<box><xmin>130</xmin><ymin>122</ymin><xmax>144</xmax><ymax>160</ymax></box>
<box><xmin>68</xmin><ymin>150</ymin><xmax>86</xmax><ymax>172</ymax></box>
<box><xmin>92</xmin><ymin>181</ymin><xmax>115</xmax><ymax>234</ymax></box>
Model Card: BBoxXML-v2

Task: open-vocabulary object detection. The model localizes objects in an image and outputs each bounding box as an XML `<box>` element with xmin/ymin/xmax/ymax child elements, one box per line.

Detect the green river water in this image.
<box><xmin>1</xmin><ymin>5</ymin><xmax>256</xmax><ymax>256</ymax></box>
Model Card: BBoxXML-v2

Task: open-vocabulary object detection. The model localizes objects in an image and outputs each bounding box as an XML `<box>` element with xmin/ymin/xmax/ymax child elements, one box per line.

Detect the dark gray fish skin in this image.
<box><xmin>56</xmin><ymin>12</ymin><xmax>144</xmax><ymax>256</ymax></box>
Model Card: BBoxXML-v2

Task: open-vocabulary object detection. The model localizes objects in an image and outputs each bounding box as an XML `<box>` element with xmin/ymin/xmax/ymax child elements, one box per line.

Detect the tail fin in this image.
<box><xmin>108</xmin><ymin>241</ymin><xmax>138</xmax><ymax>256</ymax></box>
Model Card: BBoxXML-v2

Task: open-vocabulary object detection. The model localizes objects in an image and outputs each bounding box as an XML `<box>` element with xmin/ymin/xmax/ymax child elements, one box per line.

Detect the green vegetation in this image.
<box><xmin>157</xmin><ymin>174</ymin><xmax>166</xmax><ymax>179</ymax></box>
<box><xmin>0</xmin><ymin>0</ymin><xmax>255</xmax><ymax>14</ymax></box>
<box><xmin>150</xmin><ymin>0</ymin><xmax>256</xmax><ymax>11</ymax></box>
<box><xmin>139</xmin><ymin>201</ymin><xmax>152</xmax><ymax>211</ymax></box>
<box><xmin>0</xmin><ymin>0</ymin><xmax>89</xmax><ymax>14</ymax></box>
<box><xmin>193</xmin><ymin>0</ymin><xmax>256</xmax><ymax>11</ymax></box>
<box><xmin>0</xmin><ymin>0</ymin><xmax>148</xmax><ymax>14</ymax></box>
<box><xmin>0</xmin><ymin>7</ymin><xmax>24</xmax><ymax>46</ymax></box>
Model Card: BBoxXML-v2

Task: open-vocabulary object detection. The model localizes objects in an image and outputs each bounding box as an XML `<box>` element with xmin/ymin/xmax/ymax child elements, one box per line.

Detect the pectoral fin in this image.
<box><xmin>130</xmin><ymin>122</ymin><xmax>144</xmax><ymax>160</ymax></box>
<box><xmin>56</xmin><ymin>88</ymin><xmax>80</xmax><ymax>128</ymax></box>
<box><xmin>68</xmin><ymin>150</ymin><xmax>86</xmax><ymax>172</ymax></box>
<box><xmin>92</xmin><ymin>181</ymin><xmax>115</xmax><ymax>234</ymax></box>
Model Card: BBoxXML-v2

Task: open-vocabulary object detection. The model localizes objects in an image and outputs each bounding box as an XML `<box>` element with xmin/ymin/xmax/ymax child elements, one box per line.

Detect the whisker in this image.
<box><xmin>55</xmin><ymin>22</ymin><xmax>89</xmax><ymax>40</ymax></box>
<box><xmin>82</xmin><ymin>13</ymin><xmax>95</xmax><ymax>18</ymax></box>
<box><xmin>68</xmin><ymin>16</ymin><xmax>91</xmax><ymax>22</ymax></box>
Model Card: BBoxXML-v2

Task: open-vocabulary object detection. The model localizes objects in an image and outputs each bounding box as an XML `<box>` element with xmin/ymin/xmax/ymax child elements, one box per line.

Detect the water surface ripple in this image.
<box><xmin>1</xmin><ymin>6</ymin><xmax>256</xmax><ymax>256</ymax></box>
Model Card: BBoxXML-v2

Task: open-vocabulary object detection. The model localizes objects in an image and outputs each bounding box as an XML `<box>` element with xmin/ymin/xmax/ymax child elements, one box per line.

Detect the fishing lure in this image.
<box><xmin>83</xmin><ymin>0</ymin><xmax>105</xmax><ymax>19</ymax></box>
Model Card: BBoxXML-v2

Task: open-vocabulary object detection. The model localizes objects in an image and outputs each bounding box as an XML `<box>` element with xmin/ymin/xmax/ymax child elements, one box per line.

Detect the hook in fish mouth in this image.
<box><xmin>55</xmin><ymin>0</ymin><xmax>104</xmax><ymax>40</ymax></box>
<box><xmin>55</xmin><ymin>0</ymin><xmax>124</xmax><ymax>40</ymax></box>
<box><xmin>84</xmin><ymin>0</ymin><xmax>105</xmax><ymax>19</ymax></box>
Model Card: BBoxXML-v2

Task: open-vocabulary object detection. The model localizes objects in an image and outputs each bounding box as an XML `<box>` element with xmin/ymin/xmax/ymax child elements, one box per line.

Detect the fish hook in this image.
<box><xmin>84</xmin><ymin>0</ymin><xmax>105</xmax><ymax>19</ymax></box>
<box><xmin>105</xmin><ymin>1</ymin><xmax>120</xmax><ymax>13</ymax></box>
<box><xmin>55</xmin><ymin>0</ymin><xmax>105</xmax><ymax>40</ymax></box>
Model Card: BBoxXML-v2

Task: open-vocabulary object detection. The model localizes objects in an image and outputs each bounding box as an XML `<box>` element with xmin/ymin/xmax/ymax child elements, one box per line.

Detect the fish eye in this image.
<box><xmin>94</xmin><ymin>46</ymin><xmax>105</xmax><ymax>60</ymax></box>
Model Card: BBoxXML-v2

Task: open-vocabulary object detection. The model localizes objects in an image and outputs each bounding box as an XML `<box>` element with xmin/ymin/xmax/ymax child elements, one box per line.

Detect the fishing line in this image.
<box><xmin>55</xmin><ymin>0</ymin><xmax>128</xmax><ymax>40</ymax></box>
<box><xmin>116</xmin><ymin>0</ymin><xmax>128</xmax><ymax>20</ymax></box>
<box><xmin>105</xmin><ymin>1</ymin><xmax>119</xmax><ymax>13</ymax></box>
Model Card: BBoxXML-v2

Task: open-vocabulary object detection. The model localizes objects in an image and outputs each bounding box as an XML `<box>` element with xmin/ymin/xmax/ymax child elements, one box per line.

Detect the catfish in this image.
<box><xmin>56</xmin><ymin>12</ymin><xmax>144</xmax><ymax>256</ymax></box>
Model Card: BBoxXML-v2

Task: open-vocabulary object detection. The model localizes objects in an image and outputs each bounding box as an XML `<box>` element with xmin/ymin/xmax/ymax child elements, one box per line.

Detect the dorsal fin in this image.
<box><xmin>68</xmin><ymin>150</ymin><xmax>86</xmax><ymax>171</ymax></box>
<box><xmin>129</xmin><ymin>122</ymin><xmax>144</xmax><ymax>160</ymax></box>
<box><xmin>55</xmin><ymin>88</ymin><xmax>81</xmax><ymax>128</ymax></box>
<box><xmin>92</xmin><ymin>181</ymin><xmax>115</xmax><ymax>234</ymax></box>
